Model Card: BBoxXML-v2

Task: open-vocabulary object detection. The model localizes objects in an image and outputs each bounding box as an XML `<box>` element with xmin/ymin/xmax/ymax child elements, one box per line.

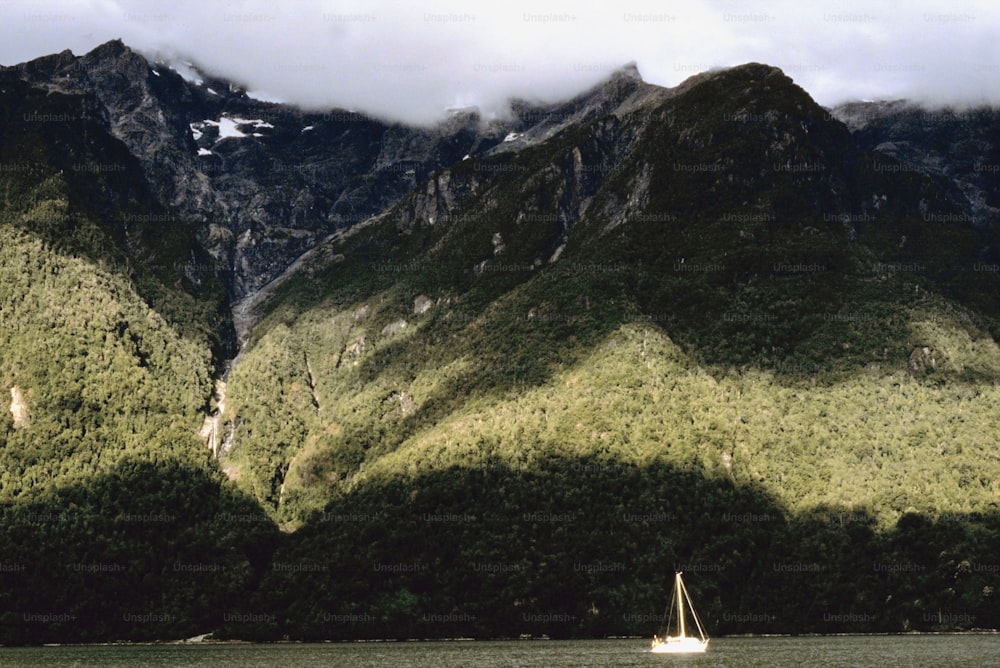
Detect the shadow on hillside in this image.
<box><xmin>640</xmin><ymin>273</ymin><xmax>1000</xmax><ymax>386</ymax></box>
<box><xmin>0</xmin><ymin>458</ymin><xmax>280</xmax><ymax>645</ymax></box>
<box><xmin>243</xmin><ymin>456</ymin><xmax>999</xmax><ymax>641</ymax></box>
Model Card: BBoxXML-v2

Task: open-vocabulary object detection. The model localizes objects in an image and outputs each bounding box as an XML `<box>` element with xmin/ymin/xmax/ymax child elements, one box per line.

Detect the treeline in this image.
<box><xmin>1</xmin><ymin>454</ymin><xmax>995</xmax><ymax>643</ymax></box>
<box><xmin>0</xmin><ymin>458</ymin><xmax>279</xmax><ymax>644</ymax></box>
<box><xmin>228</xmin><ymin>457</ymin><xmax>998</xmax><ymax>640</ymax></box>
<box><xmin>0</xmin><ymin>189</ymin><xmax>214</xmax><ymax>500</ymax></box>
<box><xmin>223</xmin><ymin>232</ymin><xmax>1000</xmax><ymax>529</ymax></box>
<box><xmin>0</xmin><ymin>90</ymin><xmax>271</xmax><ymax>645</ymax></box>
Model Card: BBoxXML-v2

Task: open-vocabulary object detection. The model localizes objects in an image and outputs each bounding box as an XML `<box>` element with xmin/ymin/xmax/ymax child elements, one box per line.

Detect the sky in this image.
<box><xmin>1</xmin><ymin>0</ymin><xmax>998</xmax><ymax>125</ymax></box>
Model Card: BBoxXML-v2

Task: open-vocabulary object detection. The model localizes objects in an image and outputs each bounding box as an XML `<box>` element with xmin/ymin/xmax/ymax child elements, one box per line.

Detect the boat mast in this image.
<box><xmin>678</xmin><ymin>572</ymin><xmax>708</xmax><ymax>641</ymax></box>
<box><xmin>676</xmin><ymin>572</ymin><xmax>686</xmax><ymax>638</ymax></box>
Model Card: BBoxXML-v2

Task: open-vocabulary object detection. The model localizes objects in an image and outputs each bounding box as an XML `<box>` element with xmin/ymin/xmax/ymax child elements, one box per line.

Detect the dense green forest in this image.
<box><xmin>0</xmin><ymin>83</ymin><xmax>278</xmax><ymax>644</ymax></box>
<box><xmin>0</xmin><ymin>59</ymin><xmax>997</xmax><ymax>643</ymax></box>
<box><xmin>0</xmin><ymin>79</ymin><xmax>223</xmax><ymax>497</ymax></box>
<box><xmin>0</xmin><ymin>185</ymin><xmax>279</xmax><ymax>643</ymax></box>
<box><xmin>218</xmin><ymin>225</ymin><xmax>1000</xmax><ymax>638</ymax></box>
<box><xmin>225</xmin><ymin>64</ymin><xmax>1000</xmax><ymax>528</ymax></box>
<box><xmin>213</xmin><ymin>66</ymin><xmax>999</xmax><ymax>639</ymax></box>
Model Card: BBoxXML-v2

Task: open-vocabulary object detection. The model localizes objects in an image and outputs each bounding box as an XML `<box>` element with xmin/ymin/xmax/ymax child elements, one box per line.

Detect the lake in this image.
<box><xmin>2</xmin><ymin>635</ymin><xmax>998</xmax><ymax>667</ymax></box>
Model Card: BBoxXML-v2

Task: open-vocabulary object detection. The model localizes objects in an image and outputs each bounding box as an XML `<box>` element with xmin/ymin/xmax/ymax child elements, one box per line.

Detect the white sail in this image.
<box><xmin>650</xmin><ymin>572</ymin><xmax>709</xmax><ymax>654</ymax></box>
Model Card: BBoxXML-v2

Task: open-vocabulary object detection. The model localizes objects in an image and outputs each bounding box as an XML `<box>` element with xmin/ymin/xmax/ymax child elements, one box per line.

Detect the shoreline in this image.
<box><xmin>6</xmin><ymin>630</ymin><xmax>998</xmax><ymax>648</ymax></box>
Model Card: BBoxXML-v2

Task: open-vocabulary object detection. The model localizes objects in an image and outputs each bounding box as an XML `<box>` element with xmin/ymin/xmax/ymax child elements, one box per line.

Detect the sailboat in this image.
<box><xmin>650</xmin><ymin>572</ymin><xmax>709</xmax><ymax>654</ymax></box>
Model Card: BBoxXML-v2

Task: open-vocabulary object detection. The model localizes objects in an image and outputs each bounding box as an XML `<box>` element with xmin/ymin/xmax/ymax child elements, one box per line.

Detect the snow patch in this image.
<box><xmin>246</xmin><ymin>90</ymin><xmax>284</xmax><ymax>103</ymax></box>
<box><xmin>503</xmin><ymin>132</ymin><xmax>521</xmax><ymax>142</ymax></box>
<box><xmin>200</xmin><ymin>116</ymin><xmax>275</xmax><ymax>140</ymax></box>
<box><xmin>207</xmin><ymin>87</ymin><xmax>219</xmax><ymax>96</ymax></box>
<box><xmin>189</xmin><ymin>123</ymin><xmax>203</xmax><ymax>140</ymax></box>
<box><xmin>227</xmin><ymin>117</ymin><xmax>274</xmax><ymax>130</ymax></box>
<box><xmin>169</xmin><ymin>60</ymin><xmax>203</xmax><ymax>85</ymax></box>
<box><xmin>215</xmin><ymin>118</ymin><xmax>243</xmax><ymax>139</ymax></box>
<box><xmin>150</xmin><ymin>69</ymin><xmax>160</xmax><ymax>77</ymax></box>
<box><xmin>197</xmin><ymin>148</ymin><xmax>213</xmax><ymax>156</ymax></box>
<box><xmin>170</xmin><ymin>63</ymin><xmax>201</xmax><ymax>84</ymax></box>
<box><xmin>302</xmin><ymin>125</ymin><xmax>315</xmax><ymax>132</ymax></box>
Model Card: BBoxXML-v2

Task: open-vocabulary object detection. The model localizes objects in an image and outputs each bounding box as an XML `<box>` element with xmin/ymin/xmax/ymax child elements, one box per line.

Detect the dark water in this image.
<box><xmin>2</xmin><ymin>636</ymin><xmax>998</xmax><ymax>667</ymax></box>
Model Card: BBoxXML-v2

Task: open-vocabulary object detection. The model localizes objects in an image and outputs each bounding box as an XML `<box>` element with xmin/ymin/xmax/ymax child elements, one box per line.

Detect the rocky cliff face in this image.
<box><xmin>4</xmin><ymin>42</ymin><xmax>682</xmax><ymax>334</ymax></box>
<box><xmin>831</xmin><ymin>100</ymin><xmax>1000</xmax><ymax>243</ymax></box>
<box><xmin>8</xmin><ymin>41</ymin><xmax>497</xmax><ymax>303</ymax></box>
<box><xmin>6</xmin><ymin>41</ymin><xmax>1000</xmax><ymax>359</ymax></box>
<box><xmin>8</xmin><ymin>386</ymin><xmax>28</xmax><ymax>428</ymax></box>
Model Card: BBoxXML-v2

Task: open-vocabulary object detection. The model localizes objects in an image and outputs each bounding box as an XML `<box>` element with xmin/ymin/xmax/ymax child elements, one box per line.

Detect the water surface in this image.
<box><xmin>3</xmin><ymin>635</ymin><xmax>998</xmax><ymax>667</ymax></box>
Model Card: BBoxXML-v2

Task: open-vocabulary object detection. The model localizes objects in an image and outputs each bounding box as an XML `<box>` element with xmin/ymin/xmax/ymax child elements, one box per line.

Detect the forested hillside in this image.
<box><xmin>218</xmin><ymin>64</ymin><xmax>1000</xmax><ymax>637</ymax></box>
<box><xmin>0</xmin><ymin>62</ymin><xmax>278</xmax><ymax>645</ymax></box>
<box><xmin>0</xmin><ymin>46</ymin><xmax>997</xmax><ymax>643</ymax></box>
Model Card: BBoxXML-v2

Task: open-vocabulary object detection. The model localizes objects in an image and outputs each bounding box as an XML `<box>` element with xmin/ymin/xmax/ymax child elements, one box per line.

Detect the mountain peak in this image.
<box><xmin>726</xmin><ymin>61</ymin><xmax>788</xmax><ymax>78</ymax></box>
<box><xmin>84</xmin><ymin>38</ymin><xmax>133</xmax><ymax>60</ymax></box>
<box><xmin>576</xmin><ymin>61</ymin><xmax>652</xmax><ymax>105</ymax></box>
<box><xmin>673</xmin><ymin>62</ymin><xmax>792</xmax><ymax>93</ymax></box>
<box><xmin>88</xmin><ymin>39</ymin><xmax>155</xmax><ymax>66</ymax></box>
<box><xmin>613</xmin><ymin>61</ymin><xmax>643</xmax><ymax>82</ymax></box>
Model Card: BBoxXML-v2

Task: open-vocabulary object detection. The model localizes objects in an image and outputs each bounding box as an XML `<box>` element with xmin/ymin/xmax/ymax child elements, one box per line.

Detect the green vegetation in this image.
<box><xmin>0</xmin><ymin>84</ymin><xmax>279</xmax><ymax>645</ymax></box>
<box><xmin>0</xmin><ymin>61</ymin><xmax>996</xmax><ymax>642</ymax></box>
<box><xmin>226</xmin><ymin>66</ymin><xmax>1000</xmax><ymax>527</ymax></box>
<box><xmin>0</xmin><ymin>169</ymin><xmax>216</xmax><ymax>500</ymax></box>
<box><xmin>0</xmin><ymin>458</ymin><xmax>278</xmax><ymax>644</ymax></box>
<box><xmin>228</xmin><ymin>265</ymin><xmax>1000</xmax><ymax>526</ymax></box>
<box><xmin>241</xmin><ymin>459</ymin><xmax>997</xmax><ymax>640</ymax></box>
<box><xmin>219</xmin><ymin>65</ymin><xmax>999</xmax><ymax>637</ymax></box>
<box><xmin>223</xmin><ymin>273</ymin><xmax>999</xmax><ymax>636</ymax></box>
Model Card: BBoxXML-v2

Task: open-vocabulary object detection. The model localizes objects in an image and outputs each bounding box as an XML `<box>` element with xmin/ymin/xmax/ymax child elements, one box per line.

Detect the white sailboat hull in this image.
<box><xmin>650</xmin><ymin>636</ymin><xmax>708</xmax><ymax>654</ymax></box>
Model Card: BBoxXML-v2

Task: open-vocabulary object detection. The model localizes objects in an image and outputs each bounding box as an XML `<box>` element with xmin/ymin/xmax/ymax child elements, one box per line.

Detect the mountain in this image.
<box><xmin>830</xmin><ymin>99</ymin><xmax>1000</xmax><ymax>267</ymax></box>
<box><xmin>220</xmin><ymin>61</ymin><xmax>1000</xmax><ymax>639</ymax></box>
<box><xmin>0</xmin><ymin>41</ymin><xmax>998</xmax><ymax>643</ymax></box>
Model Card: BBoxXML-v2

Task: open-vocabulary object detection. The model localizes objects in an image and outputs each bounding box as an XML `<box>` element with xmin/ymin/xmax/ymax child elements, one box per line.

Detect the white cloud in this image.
<box><xmin>2</xmin><ymin>0</ymin><xmax>999</xmax><ymax>125</ymax></box>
